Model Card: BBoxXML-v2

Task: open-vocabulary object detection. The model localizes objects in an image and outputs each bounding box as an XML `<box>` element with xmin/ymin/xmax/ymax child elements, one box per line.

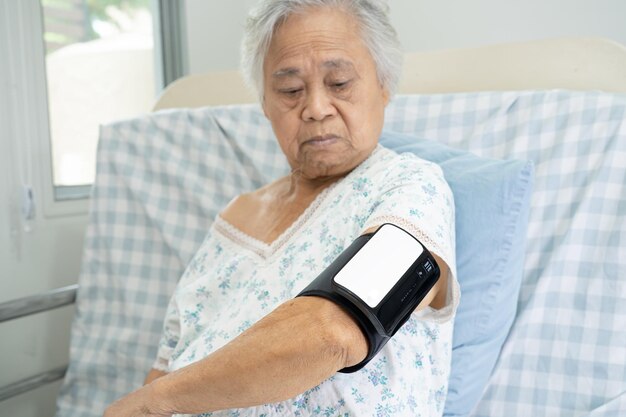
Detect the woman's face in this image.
<box><xmin>262</xmin><ymin>7</ymin><xmax>390</xmax><ymax>181</ymax></box>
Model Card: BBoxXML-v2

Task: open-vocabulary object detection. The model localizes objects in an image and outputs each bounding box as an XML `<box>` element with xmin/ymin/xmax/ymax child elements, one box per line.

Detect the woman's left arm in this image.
<box><xmin>104</xmin><ymin>227</ymin><xmax>449</xmax><ymax>417</ymax></box>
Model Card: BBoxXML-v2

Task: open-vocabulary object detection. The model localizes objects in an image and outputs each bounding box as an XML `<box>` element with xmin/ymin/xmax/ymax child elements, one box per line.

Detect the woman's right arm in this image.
<box><xmin>144</xmin><ymin>368</ymin><xmax>168</xmax><ymax>385</ymax></box>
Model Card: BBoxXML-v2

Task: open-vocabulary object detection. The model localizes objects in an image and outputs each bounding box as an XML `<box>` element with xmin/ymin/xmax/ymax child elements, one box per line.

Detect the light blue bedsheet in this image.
<box><xmin>56</xmin><ymin>90</ymin><xmax>626</xmax><ymax>417</ymax></box>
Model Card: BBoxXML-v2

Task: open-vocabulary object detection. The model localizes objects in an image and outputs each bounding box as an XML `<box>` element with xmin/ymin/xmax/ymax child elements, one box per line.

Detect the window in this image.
<box><xmin>1</xmin><ymin>0</ymin><xmax>185</xmax><ymax>216</ymax></box>
<box><xmin>41</xmin><ymin>0</ymin><xmax>159</xmax><ymax>199</ymax></box>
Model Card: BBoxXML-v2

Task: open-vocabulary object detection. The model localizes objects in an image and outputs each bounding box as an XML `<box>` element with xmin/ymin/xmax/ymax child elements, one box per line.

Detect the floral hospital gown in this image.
<box><xmin>153</xmin><ymin>144</ymin><xmax>460</xmax><ymax>417</ymax></box>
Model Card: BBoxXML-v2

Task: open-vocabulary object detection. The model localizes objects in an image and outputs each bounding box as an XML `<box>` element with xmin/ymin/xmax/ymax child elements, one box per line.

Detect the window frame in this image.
<box><xmin>1</xmin><ymin>0</ymin><xmax>187</xmax><ymax>218</ymax></box>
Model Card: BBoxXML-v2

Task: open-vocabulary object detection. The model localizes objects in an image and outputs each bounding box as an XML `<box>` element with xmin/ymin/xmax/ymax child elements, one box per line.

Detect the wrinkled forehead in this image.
<box><xmin>271</xmin><ymin>59</ymin><xmax>356</xmax><ymax>79</ymax></box>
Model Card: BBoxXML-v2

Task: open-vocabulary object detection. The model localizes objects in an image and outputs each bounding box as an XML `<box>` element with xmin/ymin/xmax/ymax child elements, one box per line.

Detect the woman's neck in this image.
<box><xmin>283</xmin><ymin>170</ymin><xmax>339</xmax><ymax>200</ymax></box>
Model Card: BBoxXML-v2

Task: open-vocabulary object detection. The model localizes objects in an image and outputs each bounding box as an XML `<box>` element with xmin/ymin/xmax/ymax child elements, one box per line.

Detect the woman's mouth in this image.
<box><xmin>304</xmin><ymin>135</ymin><xmax>339</xmax><ymax>147</ymax></box>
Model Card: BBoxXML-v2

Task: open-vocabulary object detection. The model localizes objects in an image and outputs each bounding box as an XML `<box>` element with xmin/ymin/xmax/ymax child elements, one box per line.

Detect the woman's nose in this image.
<box><xmin>301</xmin><ymin>87</ymin><xmax>337</xmax><ymax>121</ymax></box>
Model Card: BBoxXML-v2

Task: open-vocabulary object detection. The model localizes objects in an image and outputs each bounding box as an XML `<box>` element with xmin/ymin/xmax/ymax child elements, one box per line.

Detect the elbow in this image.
<box><xmin>315</xmin><ymin>298</ymin><xmax>369</xmax><ymax>370</ymax></box>
<box><xmin>276</xmin><ymin>296</ymin><xmax>368</xmax><ymax>374</ymax></box>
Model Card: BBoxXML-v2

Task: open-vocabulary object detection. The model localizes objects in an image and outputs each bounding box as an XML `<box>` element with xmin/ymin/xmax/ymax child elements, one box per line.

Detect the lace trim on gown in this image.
<box><xmin>363</xmin><ymin>214</ymin><xmax>446</xmax><ymax>260</ymax></box>
<box><xmin>213</xmin><ymin>183</ymin><xmax>337</xmax><ymax>260</ymax></box>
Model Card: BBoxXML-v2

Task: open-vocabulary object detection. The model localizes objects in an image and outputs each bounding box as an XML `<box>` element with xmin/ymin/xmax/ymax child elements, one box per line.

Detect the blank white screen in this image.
<box><xmin>333</xmin><ymin>225</ymin><xmax>423</xmax><ymax>308</ymax></box>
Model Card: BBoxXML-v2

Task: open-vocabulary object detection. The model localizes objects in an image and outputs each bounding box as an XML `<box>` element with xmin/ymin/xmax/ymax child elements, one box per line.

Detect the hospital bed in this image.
<box><xmin>1</xmin><ymin>37</ymin><xmax>625</xmax><ymax>417</ymax></box>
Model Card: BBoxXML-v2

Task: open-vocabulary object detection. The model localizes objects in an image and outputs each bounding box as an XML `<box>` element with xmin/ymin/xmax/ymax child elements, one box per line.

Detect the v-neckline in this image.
<box><xmin>211</xmin><ymin>145</ymin><xmax>383</xmax><ymax>260</ymax></box>
<box><xmin>213</xmin><ymin>182</ymin><xmax>337</xmax><ymax>260</ymax></box>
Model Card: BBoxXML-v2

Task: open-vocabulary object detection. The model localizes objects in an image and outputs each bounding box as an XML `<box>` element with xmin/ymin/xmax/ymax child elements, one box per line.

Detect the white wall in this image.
<box><xmin>184</xmin><ymin>0</ymin><xmax>626</xmax><ymax>74</ymax></box>
<box><xmin>184</xmin><ymin>0</ymin><xmax>258</xmax><ymax>73</ymax></box>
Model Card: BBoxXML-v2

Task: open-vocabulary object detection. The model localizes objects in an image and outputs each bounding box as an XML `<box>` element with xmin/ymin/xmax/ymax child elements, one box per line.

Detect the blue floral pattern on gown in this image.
<box><xmin>154</xmin><ymin>145</ymin><xmax>459</xmax><ymax>417</ymax></box>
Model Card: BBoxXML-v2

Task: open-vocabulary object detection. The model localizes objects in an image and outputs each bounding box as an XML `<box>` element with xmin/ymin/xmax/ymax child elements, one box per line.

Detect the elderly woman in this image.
<box><xmin>105</xmin><ymin>0</ymin><xmax>459</xmax><ymax>416</ymax></box>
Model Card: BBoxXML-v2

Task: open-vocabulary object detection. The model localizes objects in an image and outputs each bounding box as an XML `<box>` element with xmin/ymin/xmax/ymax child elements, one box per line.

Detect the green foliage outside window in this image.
<box><xmin>42</xmin><ymin>0</ymin><xmax>151</xmax><ymax>53</ymax></box>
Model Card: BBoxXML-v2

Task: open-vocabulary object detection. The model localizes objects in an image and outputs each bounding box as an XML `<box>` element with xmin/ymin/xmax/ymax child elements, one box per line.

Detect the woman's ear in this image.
<box><xmin>382</xmin><ymin>86</ymin><xmax>391</xmax><ymax>107</ymax></box>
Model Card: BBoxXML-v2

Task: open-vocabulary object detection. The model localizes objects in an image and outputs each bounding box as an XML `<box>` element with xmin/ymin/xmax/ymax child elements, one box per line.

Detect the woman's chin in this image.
<box><xmin>297</xmin><ymin>159</ymin><xmax>355</xmax><ymax>181</ymax></box>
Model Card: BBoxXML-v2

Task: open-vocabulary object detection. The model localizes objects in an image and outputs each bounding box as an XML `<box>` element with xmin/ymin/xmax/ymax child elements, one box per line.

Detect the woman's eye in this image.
<box><xmin>331</xmin><ymin>80</ymin><xmax>351</xmax><ymax>91</ymax></box>
<box><xmin>280</xmin><ymin>88</ymin><xmax>302</xmax><ymax>97</ymax></box>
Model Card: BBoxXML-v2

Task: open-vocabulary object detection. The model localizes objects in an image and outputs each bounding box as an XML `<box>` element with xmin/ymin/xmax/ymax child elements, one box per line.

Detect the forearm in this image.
<box><xmin>152</xmin><ymin>296</ymin><xmax>367</xmax><ymax>415</ymax></box>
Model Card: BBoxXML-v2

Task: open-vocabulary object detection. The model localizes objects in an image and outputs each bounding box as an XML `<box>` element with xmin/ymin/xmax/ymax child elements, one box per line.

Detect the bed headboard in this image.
<box><xmin>153</xmin><ymin>37</ymin><xmax>626</xmax><ymax>110</ymax></box>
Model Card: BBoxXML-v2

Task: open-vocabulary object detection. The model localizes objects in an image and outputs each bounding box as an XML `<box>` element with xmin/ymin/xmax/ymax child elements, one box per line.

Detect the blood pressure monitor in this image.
<box><xmin>297</xmin><ymin>223</ymin><xmax>440</xmax><ymax>372</ymax></box>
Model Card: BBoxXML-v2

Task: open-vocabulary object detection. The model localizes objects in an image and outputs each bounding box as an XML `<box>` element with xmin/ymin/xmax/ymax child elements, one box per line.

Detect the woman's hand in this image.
<box><xmin>103</xmin><ymin>384</ymin><xmax>171</xmax><ymax>417</ymax></box>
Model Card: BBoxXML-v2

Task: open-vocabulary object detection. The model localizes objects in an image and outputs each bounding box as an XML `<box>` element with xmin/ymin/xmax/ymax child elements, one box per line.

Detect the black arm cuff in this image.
<box><xmin>296</xmin><ymin>224</ymin><xmax>440</xmax><ymax>373</ymax></box>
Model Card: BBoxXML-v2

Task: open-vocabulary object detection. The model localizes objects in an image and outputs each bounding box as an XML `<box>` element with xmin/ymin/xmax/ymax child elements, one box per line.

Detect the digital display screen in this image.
<box><xmin>333</xmin><ymin>224</ymin><xmax>423</xmax><ymax>308</ymax></box>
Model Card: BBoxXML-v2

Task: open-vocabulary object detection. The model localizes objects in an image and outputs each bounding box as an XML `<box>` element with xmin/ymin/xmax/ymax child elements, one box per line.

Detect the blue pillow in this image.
<box><xmin>380</xmin><ymin>131</ymin><xmax>534</xmax><ymax>417</ymax></box>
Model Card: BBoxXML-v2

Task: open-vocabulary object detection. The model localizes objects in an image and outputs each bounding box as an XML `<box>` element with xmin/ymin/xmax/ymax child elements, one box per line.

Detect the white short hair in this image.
<box><xmin>241</xmin><ymin>0</ymin><xmax>403</xmax><ymax>100</ymax></box>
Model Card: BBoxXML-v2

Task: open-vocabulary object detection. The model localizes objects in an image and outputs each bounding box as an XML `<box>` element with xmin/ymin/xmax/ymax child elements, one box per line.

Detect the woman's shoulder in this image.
<box><xmin>356</xmin><ymin>144</ymin><xmax>447</xmax><ymax>190</ymax></box>
<box><xmin>369</xmin><ymin>143</ymin><xmax>441</xmax><ymax>170</ymax></box>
